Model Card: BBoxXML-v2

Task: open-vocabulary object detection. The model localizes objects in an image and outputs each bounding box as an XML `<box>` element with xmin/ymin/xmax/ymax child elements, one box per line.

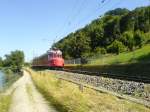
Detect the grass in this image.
<box><xmin>64</xmin><ymin>45</ymin><xmax>150</xmax><ymax>78</ymax></box>
<box><xmin>29</xmin><ymin>69</ymin><xmax>150</xmax><ymax>112</ymax></box>
<box><xmin>88</xmin><ymin>44</ymin><xmax>150</xmax><ymax>65</ymax></box>
<box><xmin>0</xmin><ymin>69</ymin><xmax>21</xmax><ymax>112</ymax></box>
<box><xmin>0</xmin><ymin>95</ymin><xmax>11</xmax><ymax>112</ymax></box>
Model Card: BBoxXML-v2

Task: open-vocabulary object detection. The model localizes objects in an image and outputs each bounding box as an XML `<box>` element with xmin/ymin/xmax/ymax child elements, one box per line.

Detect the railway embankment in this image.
<box><xmin>28</xmin><ymin>69</ymin><xmax>150</xmax><ymax>112</ymax></box>
<box><xmin>52</xmin><ymin>70</ymin><xmax>150</xmax><ymax>102</ymax></box>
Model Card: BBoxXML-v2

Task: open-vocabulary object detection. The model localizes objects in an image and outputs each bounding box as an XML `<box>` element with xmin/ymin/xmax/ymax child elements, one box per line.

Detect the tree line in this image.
<box><xmin>53</xmin><ymin>6</ymin><xmax>150</xmax><ymax>59</ymax></box>
<box><xmin>0</xmin><ymin>50</ymin><xmax>24</xmax><ymax>72</ymax></box>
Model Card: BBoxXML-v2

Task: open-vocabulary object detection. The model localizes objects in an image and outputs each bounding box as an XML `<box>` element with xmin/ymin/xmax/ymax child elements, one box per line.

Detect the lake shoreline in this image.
<box><xmin>0</xmin><ymin>69</ymin><xmax>22</xmax><ymax>93</ymax></box>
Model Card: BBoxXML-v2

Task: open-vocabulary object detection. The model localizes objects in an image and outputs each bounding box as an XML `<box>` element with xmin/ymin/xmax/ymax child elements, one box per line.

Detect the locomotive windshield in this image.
<box><xmin>47</xmin><ymin>49</ymin><xmax>62</xmax><ymax>58</ymax></box>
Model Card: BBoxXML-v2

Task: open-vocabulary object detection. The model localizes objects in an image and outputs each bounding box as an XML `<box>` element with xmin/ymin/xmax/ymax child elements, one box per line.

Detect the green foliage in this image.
<box><xmin>89</xmin><ymin>45</ymin><xmax>150</xmax><ymax>65</ymax></box>
<box><xmin>145</xmin><ymin>32</ymin><xmax>150</xmax><ymax>43</ymax></box>
<box><xmin>105</xmin><ymin>8</ymin><xmax>129</xmax><ymax>16</ymax></box>
<box><xmin>136</xmin><ymin>7</ymin><xmax>150</xmax><ymax>32</ymax></box>
<box><xmin>94</xmin><ymin>47</ymin><xmax>106</xmax><ymax>54</ymax></box>
<box><xmin>0</xmin><ymin>57</ymin><xmax>3</xmax><ymax>67</ymax></box>
<box><xmin>134</xmin><ymin>30</ymin><xmax>145</xmax><ymax>48</ymax></box>
<box><xmin>54</xmin><ymin>6</ymin><xmax>150</xmax><ymax>59</ymax></box>
<box><xmin>120</xmin><ymin>12</ymin><xmax>136</xmax><ymax>32</ymax></box>
<box><xmin>121</xmin><ymin>31</ymin><xmax>135</xmax><ymax>51</ymax></box>
<box><xmin>3</xmin><ymin>50</ymin><xmax>24</xmax><ymax>72</ymax></box>
<box><xmin>107</xmin><ymin>40</ymin><xmax>126</xmax><ymax>54</ymax></box>
<box><xmin>103</xmin><ymin>16</ymin><xmax>121</xmax><ymax>45</ymax></box>
<box><xmin>89</xmin><ymin>26</ymin><xmax>104</xmax><ymax>49</ymax></box>
<box><xmin>0</xmin><ymin>95</ymin><xmax>11</xmax><ymax>112</ymax></box>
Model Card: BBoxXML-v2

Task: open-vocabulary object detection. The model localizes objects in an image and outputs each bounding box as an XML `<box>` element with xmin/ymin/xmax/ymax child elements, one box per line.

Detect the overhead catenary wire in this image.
<box><xmin>62</xmin><ymin>0</ymin><xmax>88</xmax><ymax>37</ymax></box>
<box><xmin>53</xmin><ymin>0</ymin><xmax>108</xmax><ymax>43</ymax></box>
<box><xmin>67</xmin><ymin>0</ymin><xmax>110</xmax><ymax>33</ymax></box>
<box><xmin>55</xmin><ymin>0</ymin><xmax>86</xmax><ymax>42</ymax></box>
<box><xmin>57</xmin><ymin>0</ymin><xmax>109</xmax><ymax>39</ymax></box>
<box><xmin>51</xmin><ymin>0</ymin><xmax>79</xmax><ymax>44</ymax></box>
<box><xmin>68</xmin><ymin>0</ymin><xmax>123</xmax><ymax>34</ymax></box>
<box><xmin>67</xmin><ymin>0</ymin><xmax>88</xmax><ymax>26</ymax></box>
<box><xmin>54</xmin><ymin>0</ymin><xmax>123</xmax><ymax>45</ymax></box>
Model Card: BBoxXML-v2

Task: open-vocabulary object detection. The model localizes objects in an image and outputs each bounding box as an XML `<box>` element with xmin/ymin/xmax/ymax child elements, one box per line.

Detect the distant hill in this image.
<box><xmin>54</xmin><ymin>6</ymin><xmax>150</xmax><ymax>59</ymax></box>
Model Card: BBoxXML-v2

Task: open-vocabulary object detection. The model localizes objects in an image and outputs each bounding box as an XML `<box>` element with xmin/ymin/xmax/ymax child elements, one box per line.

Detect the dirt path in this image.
<box><xmin>9</xmin><ymin>71</ymin><xmax>57</xmax><ymax>112</ymax></box>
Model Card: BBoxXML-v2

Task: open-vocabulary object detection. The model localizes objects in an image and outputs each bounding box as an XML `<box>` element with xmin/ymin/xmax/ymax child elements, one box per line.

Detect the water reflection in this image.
<box><xmin>0</xmin><ymin>71</ymin><xmax>5</xmax><ymax>90</ymax></box>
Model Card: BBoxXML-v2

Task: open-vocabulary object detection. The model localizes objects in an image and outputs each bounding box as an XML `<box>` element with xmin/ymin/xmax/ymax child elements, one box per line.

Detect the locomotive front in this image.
<box><xmin>47</xmin><ymin>48</ymin><xmax>64</xmax><ymax>68</ymax></box>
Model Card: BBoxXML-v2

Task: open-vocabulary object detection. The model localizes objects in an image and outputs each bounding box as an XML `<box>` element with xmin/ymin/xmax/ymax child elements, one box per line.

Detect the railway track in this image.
<box><xmin>48</xmin><ymin>69</ymin><xmax>150</xmax><ymax>107</ymax></box>
<box><xmin>63</xmin><ymin>69</ymin><xmax>150</xmax><ymax>83</ymax></box>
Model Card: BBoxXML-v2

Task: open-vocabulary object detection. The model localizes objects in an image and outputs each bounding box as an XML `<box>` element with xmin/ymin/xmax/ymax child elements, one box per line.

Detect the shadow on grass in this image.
<box><xmin>136</xmin><ymin>52</ymin><xmax>150</xmax><ymax>62</ymax></box>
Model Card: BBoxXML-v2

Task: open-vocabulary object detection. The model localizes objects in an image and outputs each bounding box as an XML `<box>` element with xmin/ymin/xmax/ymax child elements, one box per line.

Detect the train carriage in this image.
<box><xmin>32</xmin><ymin>48</ymin><xmax>64</xmax><ymax>69</ymax></box>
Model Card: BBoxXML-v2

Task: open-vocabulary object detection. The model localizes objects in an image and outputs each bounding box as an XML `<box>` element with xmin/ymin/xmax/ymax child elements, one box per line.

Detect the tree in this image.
<box><xmin>107</xmin><ymin>40</ymin><xmax>126</xmax><ymax>54</ymax></box>
<box><xmin>0</xmin><ymin>57</ymin><xmax>3</xmax><ymax>67</ymax></box>
<box><xmin>94</xmin><ymin>47</ymin><xmax>106</xmax><ymax>54</ymax></box>
<box><xmin>3</xmin><ymin>50</ymin><xmax>24</xmax><ymax>72</ymax></box>
<box><xmin>134</xmin><ymin>30</ymin><xmax>145</xmax><ymax>48</ymax></box>
<box><xmin>53</xmin><ymin>6</ymin><xmax>149</xmax><ymax>59</ymax></box>
<box><xmin>67</xmin><ymin>32</ymin><xmax>91</xmax><ymax>58</ymax></box>
<box><xmin>90</xmin><ymin>26</ymin><xmax>104</xmax><ymax>49</ymax></box>
<box><xmin>137</xmin><ymin>7</ymin><xmax>150</xmax><ymax>32</ymax></box>
<box><xmin>121</xmin><ymin>31</ymin><xmax>135</xmax><ymax>51</ymax></box>
<box><xmin>105</xmin><ymin>8</ymin><xmax>129</xmax><ymax>16</ymax></box>
<box><xmin>120</xmin><ymin>12</ymin><xmax>136</xmax><ymax>32</ymax></box>
<box><xmin>104</xmin><ymin>16</ymin><xmax>121</xmax><ymax>45</ymax></box>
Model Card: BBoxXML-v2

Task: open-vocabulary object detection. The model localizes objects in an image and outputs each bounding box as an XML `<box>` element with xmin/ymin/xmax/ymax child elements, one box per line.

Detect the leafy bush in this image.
<box><xmin>134</xmin><ymin>30</ymin><xmax>145</xmax><ymax>48</ymax></box>
<box><xmin>107</xmin><ymin>40</ymin><xmax>126</xmax><ymax>54</ymax></box>
<box><xmin>145</xmin><ymin>32</ymin><xmax>150</xmax><ymax>43</ymax></box>
<box><xmin>3</xmin><ymin>50</ymin><xmax>24</xmax><ymax>72</ymax></box>
<box><xmin>121</xmin><ymin>31</ymin><xmax>135</xmax><ymax>51</ymax></box>
<box><xmin>94</xmin><ymin>47</ymin><xmax>107</xmax><ymax>54</ymax></box>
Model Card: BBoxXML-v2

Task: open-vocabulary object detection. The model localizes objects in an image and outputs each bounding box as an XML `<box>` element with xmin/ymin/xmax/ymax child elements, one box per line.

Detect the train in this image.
<box><xmin>32</xmin><ymin>48</ymin><xmax>64</xmax><ymax>69</ymax></box>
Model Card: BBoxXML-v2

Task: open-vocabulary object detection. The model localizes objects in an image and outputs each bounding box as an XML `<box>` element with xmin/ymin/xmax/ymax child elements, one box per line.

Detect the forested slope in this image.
<box><xmin>54</xmin><ymin>6</ymin><xmax>150</xmax><ymax>59</ymax></box>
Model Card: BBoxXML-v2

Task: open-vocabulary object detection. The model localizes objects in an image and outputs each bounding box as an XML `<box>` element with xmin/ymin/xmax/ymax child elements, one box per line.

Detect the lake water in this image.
<box><xmin>0</xmin><ymin>71</ymin><xmax>5</xmax><ymax>90</ymax></box>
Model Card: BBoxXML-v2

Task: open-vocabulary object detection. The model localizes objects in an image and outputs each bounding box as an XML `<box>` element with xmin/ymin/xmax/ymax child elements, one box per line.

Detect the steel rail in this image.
<box><xmin>63</xmin><ymin>69</ymin><xmax>150</xmax><ymax>83</ymax></box>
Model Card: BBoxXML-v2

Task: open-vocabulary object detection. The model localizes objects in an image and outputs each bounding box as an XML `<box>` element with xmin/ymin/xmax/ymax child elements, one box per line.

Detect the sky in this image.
<box><xmin>0</xmin><ymin>0</ymin><xmax>149</xmax><ymax>61</ymax></box>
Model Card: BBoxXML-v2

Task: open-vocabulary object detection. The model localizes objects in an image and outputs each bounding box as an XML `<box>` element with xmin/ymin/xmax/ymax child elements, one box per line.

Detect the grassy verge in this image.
<box><xmin>64</xmin><ymin>45</ymin><xmax>150</xmax><ymax>78</ymax></box>
<box><xmin>65</xmin><ymin>45</ymin><xmax>150</xmax><ymax>66</ymax></box>
<box><xmin>29</xmin><ymin>69</ymin><xmax>150</xmax><ymax>112</ymax></box>
<box><xmin>89</xmin><ymin>44</ymin><xmax>150</xmax><ymax>65</ymax></box>
<box><xmin>0</xmin><ymin>95</ymin><xmax>11</xmax><ymax>112</ymax></box>
<box><xmin>0</xmin><ymin>69</ymin><xmax>21</xmax><ymax>112</ymax></box>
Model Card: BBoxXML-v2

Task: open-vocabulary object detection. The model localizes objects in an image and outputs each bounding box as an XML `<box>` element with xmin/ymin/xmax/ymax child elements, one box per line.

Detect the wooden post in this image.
<box><xmin>79</xmin><ymin>84</ymin><xmax>84</xmax><ymax>92</ymax></box>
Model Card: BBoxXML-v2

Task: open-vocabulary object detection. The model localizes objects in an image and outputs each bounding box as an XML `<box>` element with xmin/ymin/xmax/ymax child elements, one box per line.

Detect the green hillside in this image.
<box><xmin>89</xmin><ymin>44</ymin><xmax>150</xmax><ymax>65</ymax></box>
<box><xmin>54</xmin><ymin>6</ymin><xmax>150</xmax><ymax>60</ymax></box>
<box><xmin>65</xmin><ymin>45</ymin><xmax>150</xmax><ymax>78</ymax></box>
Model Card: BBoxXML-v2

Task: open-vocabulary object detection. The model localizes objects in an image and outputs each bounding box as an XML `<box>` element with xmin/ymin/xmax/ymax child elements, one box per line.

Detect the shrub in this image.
<box><xmin>107</xmin><ymin>40</ymin><xmax>126</xmax><ymax>54</ymax></box>
<box><xmin>121</xmin><ymin>31</ymin><xmax>135</xmax><ymax>51</ymax></box>
<box><xmin>134</xmin><ymin>30</ymin><xmax>145</xmax><ymax>48</ymax></box>
<box><xmin>94</xmin><ymin>47</ymin><xmax>107</xmax><ymax>54</ymax></box>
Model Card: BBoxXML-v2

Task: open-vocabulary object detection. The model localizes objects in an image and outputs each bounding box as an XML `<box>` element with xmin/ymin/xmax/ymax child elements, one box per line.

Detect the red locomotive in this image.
<box><xmin>32</xmin><ymin>48</ymin><xmax>64</xmax><ymax>69</ymax></box>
